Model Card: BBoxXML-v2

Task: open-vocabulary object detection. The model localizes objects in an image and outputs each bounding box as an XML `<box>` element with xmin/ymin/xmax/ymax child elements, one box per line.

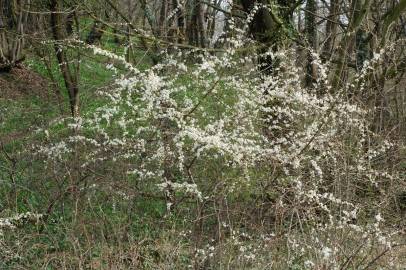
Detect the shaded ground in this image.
<box><xmin>0</xmin><ymin>66</ymin><xmax>53</xmax><ymax>100</ymax></box>
<box><xmin>0</xmin><ymin>66</ymin><xmax>59</xmax><ymax>146</ymax></box>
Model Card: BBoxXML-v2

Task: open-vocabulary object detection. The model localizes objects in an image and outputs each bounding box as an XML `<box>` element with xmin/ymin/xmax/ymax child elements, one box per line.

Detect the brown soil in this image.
<box><xmin>0</xmin><ymin>66</ymin><xmax>51</xmax><ymax>100</ymax></box>
<box><xmin>0</xmin><ymin>66</ymin><xmax>57</xmax><ymax>145</ymax></box>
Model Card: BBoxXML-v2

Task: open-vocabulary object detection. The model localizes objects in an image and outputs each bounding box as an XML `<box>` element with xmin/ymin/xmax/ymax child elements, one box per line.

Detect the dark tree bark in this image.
<box><xmin>332</xmin><ymin>0</ymin><xmax>372</xmax><ymax>90</ymax></box>
<box><xmin>50</xmin><ymin>0</ymin><xmax>80</xmax><ymax>117</ymax></box>
<box><xmin>0</xmin><ymin>0</ymin><xmax>29</xmax><ymax>72</ymax></box>
<box><xmin>187</xmin><ymin>0</ymin><xmax>208</xmax><ymax>47</ymax></box>
<box><xmin>240</xmin><ymin>0</ymin><xmax>275</xmax><ymax>44</ymax></box>
<box><xmin>355</xmin><ymin>29</ymin><xmax>370</xmax><ymax>70</ymax></box>
<box><xmin>305</xmin><ymin>0</ymin><xmax>318</xmax><ymax>87</ymax></box>
<box><xmin>322</xmin><ymin>0</ymin><xmax>340</xmax><ymax>61</ymax></box>
<box><xmin>196</xmin><ymin>1</ymin><xmax>208</xmax><ymax>47</ymax></box>
<box><xmin>66</xmin><ymin>12</ymin><xmax>74</xmax><ymax>35</ymax></box>
<box><xmin>139</xmin><ymin>0</ymin><xmax>158</xmax><ymax>37</ymax></box>
<box><xmin>239</xmin><ymin>0</ymin><xmax>290</xmax><ymax>74</ymax></box>
<box><xmin>86</xmin><ymin>21</ymin><xmax>106</xmax><ymax>44</ymax></box>
<box><xmin>171</xmin><ymin>0</ymin><xmax>185</xmax><ymax>43</ymax></box>
<box><xmin>158</xmin><ymin>0</ymin><xmax>168</xmax><ymax>38</ymax></box>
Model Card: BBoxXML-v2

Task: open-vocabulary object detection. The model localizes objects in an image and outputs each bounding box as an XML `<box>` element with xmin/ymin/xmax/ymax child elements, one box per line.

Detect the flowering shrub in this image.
<box><xmin>0</xmin><ymin>212</ymin><xmax>43</xmax><ymax>264</ymax></box>
<box><xmin>30</xmin><ymin>21</ymin><xmax>406</xmax><ymax>269</ymax></box>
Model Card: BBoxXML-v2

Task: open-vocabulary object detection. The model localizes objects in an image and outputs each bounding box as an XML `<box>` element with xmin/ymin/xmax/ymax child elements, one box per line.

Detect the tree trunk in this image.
<box><xmin>0</xmin><ymin>0</ymin><xmax>29</xmax><ymax>72</ymax></box>
<box><xmin>158</xmin><ymin>0</ymin><xmax>168</xmax><ymax>38</ymax></box>
<box><xmin>50</xmin><ymin>0</ymin><xmax>80</xmax><ymax>117</ymax></box>
<box><xmin>305</xmin><ymin>0</ymin><xmax>318</xmax><ymax>87</ymax></box>
<box><xmin>187</xmin><ymin>0</ymin><xmax>208</xmax><ymax>47</ymax></box>
<box><xmin>86</xmin><ymin>21</ymin><xmax>106</xmax><ymax>44</ymax></box>
<box><xmin>139</xmin><ymin>0</ymin><xmax>158</xmax><ymax>37</ymax></box>
<box><xmin>322</xmin><ymin>0</ymin><xmax>340</xmax><ymax>61</ymax></box>
<box><xmin>332</xmin><ymin>0</ymin><xmax>372</xmax><ymax>90</ymax></box>
<box><xmin>240</xmin><ymin>0</ymin><xmax>278</xmax><ymax>74</ymax></box>
<box><xmin>172</xmin><ymin>0</ymin><xmax>185</xmax><ymax>44</ymax></box>
<box><xmin>196</xmin><ymin>1</ymin><xmax>208</xmax><ymax>47</ymax></box>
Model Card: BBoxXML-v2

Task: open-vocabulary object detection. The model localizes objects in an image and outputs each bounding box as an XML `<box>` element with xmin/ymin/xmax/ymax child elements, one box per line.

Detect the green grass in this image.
<box><xmin>0</xmin><ymin>26</ymin><xmax>171</xmax><ymax>268</ymax></box>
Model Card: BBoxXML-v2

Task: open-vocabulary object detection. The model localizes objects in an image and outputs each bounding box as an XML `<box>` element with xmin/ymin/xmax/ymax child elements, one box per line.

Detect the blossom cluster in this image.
<box><xmin>34</xmin><ymin>17</ymin><xmax>404</xmax><ymax>268</ymax></box>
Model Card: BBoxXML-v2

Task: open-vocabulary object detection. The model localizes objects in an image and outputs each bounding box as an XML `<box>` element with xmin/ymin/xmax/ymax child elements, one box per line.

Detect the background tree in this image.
<box><xmin>49</xmin><ymin>0</ymin><xmax>80</xmax><ymax>117</ymax></box>
<box><xmin>305</xmin><ymin>0</ymin><xmax>318</xmax><ymax>87</ymax></box>
<box><xmin>0</xmin><ymin>0</ymin><xmax>30</xmax><ymax>72</ymax></box>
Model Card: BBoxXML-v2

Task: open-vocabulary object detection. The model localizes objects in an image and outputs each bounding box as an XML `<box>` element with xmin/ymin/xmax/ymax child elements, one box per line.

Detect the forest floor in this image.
<box><xmin>0</xmin><ymin>66</ymin><xmax>57</xmax><ymax>147</ymax></box>
<box><xmin>0</xmin><ymin>66</ymin><xmax>51</xmax><ymax>100</ymax></box>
